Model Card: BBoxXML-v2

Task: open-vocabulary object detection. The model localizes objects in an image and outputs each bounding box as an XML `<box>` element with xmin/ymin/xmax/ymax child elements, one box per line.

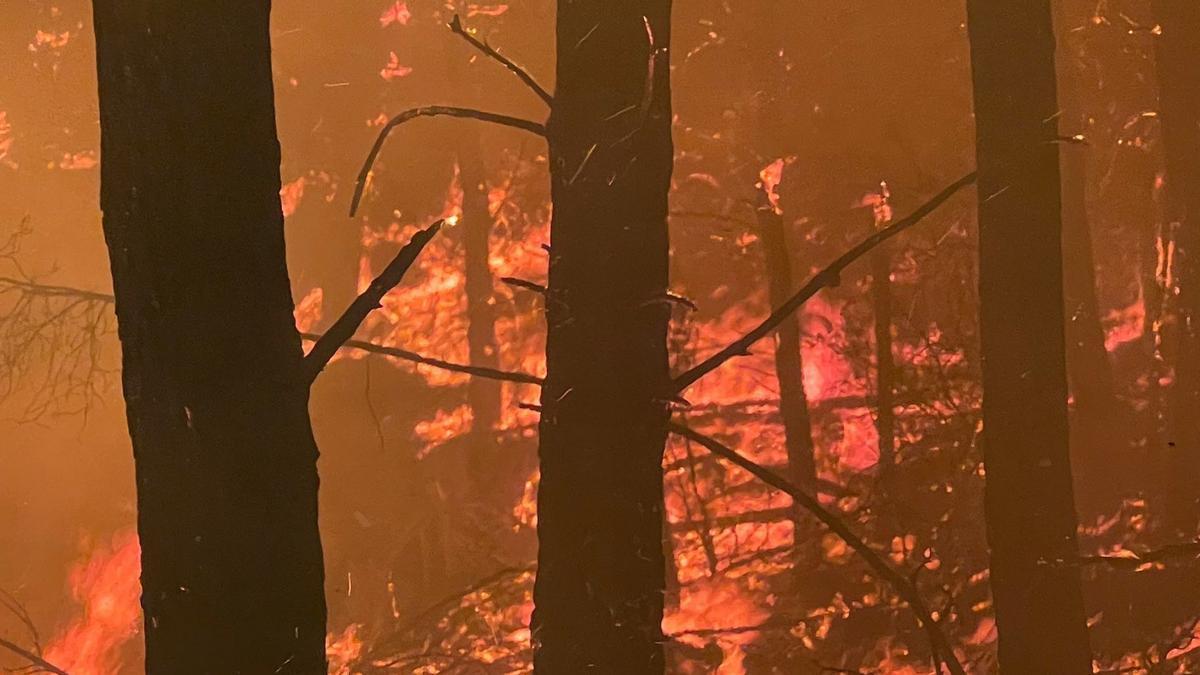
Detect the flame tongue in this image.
<box><xmin>43</xmin><ymin>531</ymin><xmax>142</xmax><ymax>675</ymax></box>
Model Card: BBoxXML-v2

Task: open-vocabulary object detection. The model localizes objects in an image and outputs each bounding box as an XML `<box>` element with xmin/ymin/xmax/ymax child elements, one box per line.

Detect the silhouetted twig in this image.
<box><xmin>0</xmin><ymin>278</ymin><xmax>545</xmax><ymax>387</ymax></box>
<box><xmin>351</xmin><ymin>107</ymin><xmax>547</xmax><ymax>216</ymax></box>
<box><xmin>500</xmin><ymin>276</ymin><xmax>547</xmax><ymax>295</ymax></box>
<box><xmin>303</xmin><ymin>220</ymin><xmax>443</xmax><ymax>383</ymax></box>
<box><xmin>0</xmin><ymin>636</ymin><xmax>70</xmax><ymax>675</ymax></box>
<box><xmin>667</xmin><ymin>421</ymin><xmax>967</xmax><ymax>675</ymax></box>
<box><xmin>448</xmin><ymin>15</ymin><xmax>552</xmax><ymax>105</ymax></box>
<box><xmin>673</xmin><ymin>171</ymin><xmax>978</xmax><ymax>392</ymax></box>
<box><xmin>301</xmin><ymin>334</ymin><xmax>544</xmax><ymax>386</ymax></box>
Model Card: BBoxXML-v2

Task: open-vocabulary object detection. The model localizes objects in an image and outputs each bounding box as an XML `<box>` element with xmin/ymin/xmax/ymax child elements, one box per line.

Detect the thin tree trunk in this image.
<box><xmin>871</xmin><ymin>223</ymin><xmax>896</xmax><ymax>474</ymax></box>
<box><xmin>91</xmin><ymin>2</ymin><xmax>327</xmax><ymax>672</ymax></box>
<box><xmin>757</xmin><ymin>193</ymin><xmax>818</xmax><ymax>493</ymax></box>
<box><xmin>459</xmin><ymin>138</ymin><xmax>502</xmax><ymax>436</ymax></box>
<box><xmin>1054</xmin><ymin>0</ymin><xmax>1119</xmax><ymax>444</ymax></box>
<box><xmin>531</xmin><ymin>2</ymin><xmax>673</xmax><ymax>672</ymax></box>
<box><xmin>1152</xmin><ymin>0</ymin><xmax>1200</xmax><ymax>533</ymax></box>
<box><xmin>965</xmin><ymin>0</ymin><xmax>1092</xmax><ymax>671</ymax></box>
<box><xmin>446</xmin><ymin>37</ymin><xmax>503</xmax><ymax>487</ymax></box>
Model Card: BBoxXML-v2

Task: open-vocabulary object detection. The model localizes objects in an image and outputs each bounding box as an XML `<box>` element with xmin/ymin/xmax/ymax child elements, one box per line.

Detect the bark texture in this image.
<box><xmin>531</xmin><ymin>2</ymin><xmax>673</xmax><ymax>672</ymax></box>
<box><xmin>92</xmin><ymin>2</ymin><xmax>326</xmax><ymax>672</ymax></box>
<box><xmin>965</xmin><ymin>0</ymin><xmax>1092</xmax><ymax>671</ymax></box>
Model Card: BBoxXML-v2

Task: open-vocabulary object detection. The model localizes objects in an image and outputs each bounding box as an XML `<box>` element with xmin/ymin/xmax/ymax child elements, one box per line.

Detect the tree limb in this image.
<box><xmin>0</xmin><ymin>636</ymin><xmax>70</xmax><ymax>675</ymax></box>
<box><xmin>301</xmin><ymin>334</ymin><xmax>544</xmax><ymax>386</ymax></box>
<box><xmin>667</xmin><ymin>420</ymin><xmax>967</xmax><ymax>675</ymax></box>
<box><xmin>302</xmin><ymin>221</ymin><xmax>443</xmax><ymax>383</ymax></box>
<box><xmin>448</xmin><ymin>15</ymin><xmax>553</xmax><ymax>106</ymax></box>
<box><xmin>350</xmin><ymin>107</ymin><xmax>547</xmax><ymax>216</ymax></box>
<box><xmin>0</xmin><ymin>277</ymin><xmax>546</xmax><ymax>387</ymax></box>
<box><xmin>673</xmin><ymin>171</ymin><xmax>978</xmax><ymax>392</ymax></box>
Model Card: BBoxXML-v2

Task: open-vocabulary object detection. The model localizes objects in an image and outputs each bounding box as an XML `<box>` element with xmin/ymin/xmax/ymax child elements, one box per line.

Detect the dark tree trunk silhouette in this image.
<box><xmin>871</xmin><ymin>217</ymin><xmax>896</xmax><ymax>473</ymax></box>
<box><xmin>445</xmin><ymin>35</ymin><xmax>503</xmax><ymax>488</ymax></box>
<box><xmin>1054</xmin><ymin>0</ymin><xmax>1119</xmax><ymax>455</ymax></box>
<box><xmin>531</xmin><ymin>2</ymin><xmax>673</xmax><ymax>672</ymax></box>
<box><xmin>757</xmin><ymin>191</ymin><xmax>818</xmax><ymax>494</ymax></box>
<box><xmin>92</xmin><ymin>2</ymin><xmax>326</xmax><ymax>672</ymax></box>
<box><xmin>741</xmin><ymin>1</ymin><xmax>818</xmax><ymax>521</ymax></box>
<box><xmin>965</xmin><ymin>0</ymin><xmax>1092</xmax><ymax>671</ymax></box>
<box><xmin>1152</xmin><ymin>0</ymin><xmax>1200</xmax><ymax>533</ymax></box>
<box><xmin>459</xmin><ymin>138</ymin><xmax>502</xmax><ymax>437</ymax></box>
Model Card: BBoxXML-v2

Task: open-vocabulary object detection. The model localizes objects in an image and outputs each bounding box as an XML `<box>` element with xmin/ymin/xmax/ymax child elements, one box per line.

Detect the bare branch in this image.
<box><xmin>0</xmin><ymin>277</ymin><xmax>114</xmax><ymax>304</ymax></box>
<box><xmin>0</xmin><ymin>636</ymin><xmax>70</xmax><ymax>675</ymax></box>
<box><xmin>301</xmin><ymin>334</ymin><xmax>544</xmax><ymax>386</ymax></box>
<box><xmin>673</xmin><ymin>171</ymin><xmax>978</xmax><ymax>392</ymax></box>
<box><xmin>351</xmin><ymin>107</ymin><xmax>547</xmax><ymax>216</ymax></box>
<box><xmin>448</xmin><ymin>15</ymin><xmax>553</xmax><ymax>106</ymax></box>
<box><xmin>303</xmin><ymin>221</ymin><xmax>443</xmax><ymax>383</ymax></box>
<box><xmin>667</xmin><ymin>421</ymin><xmax>967</xmax><ymax>675</ymax></box>
<box><xmin>0</xmin><ymin>277</ymin><xmax>546</xmax><ymax>388</ymax></box>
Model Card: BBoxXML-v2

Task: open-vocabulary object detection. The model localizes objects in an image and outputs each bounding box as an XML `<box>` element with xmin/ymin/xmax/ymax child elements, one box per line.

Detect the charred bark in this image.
<box><xmin>965</xmin><ymin>0</ymin><xmax>1092</xmax><ymax>671</ymax></box>
<box><xmin>1152</xmin><ymin>0</ymin><xmax>1200</xmax><ymax>533</ymax></box>
<box><xmin>91</xmin><ymin>2</ymin><xmax>326</xmax><ymax>672</ymax></box>
<box><xmin>531</xmin><ymin>2</ymin><xmax>673</xmax><ymax>672</ymax></box>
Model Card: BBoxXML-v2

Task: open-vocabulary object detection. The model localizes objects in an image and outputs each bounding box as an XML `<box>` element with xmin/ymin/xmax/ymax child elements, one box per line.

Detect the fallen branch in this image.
<box><xmin>673</xmin><ymin>171</ymin><xmax>978</xmax><ymax>392</ymax></box>
<box><xmin>0</xmin><ymin>636</ymin><xmax>70</xmax><ymax>675</ymax></box>
<box><xmin>350</xmin><ymin>107</ymin><xmax>547</xmax><ymax>216</ymax></box>
<box><xmin>448</xmin><ymin>15</ymin><xmax>552</xmax><ymax>106</ymax></box>
<box><xmin>302</xmin><ymin>221</ymin><xmax>443</xmax><ymax>383</ymax></box>
<box><xmin>667</xmin><ymin>421</ymin><xmax>967</xmax><ymax>675</ymax></box>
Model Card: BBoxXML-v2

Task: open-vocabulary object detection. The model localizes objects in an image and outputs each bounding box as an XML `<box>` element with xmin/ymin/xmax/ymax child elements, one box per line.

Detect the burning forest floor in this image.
<box><xmin>4</xmin><ymin>163</ymin><xmax>1200</xmax><ymax>674</ymax></box>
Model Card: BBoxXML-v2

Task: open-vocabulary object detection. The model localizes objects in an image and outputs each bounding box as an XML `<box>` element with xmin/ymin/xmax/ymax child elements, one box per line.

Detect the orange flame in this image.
<box><xmin>43</xmin><ymin>531</ymin><xmax>142</xmax><ymax>675</ymax></box>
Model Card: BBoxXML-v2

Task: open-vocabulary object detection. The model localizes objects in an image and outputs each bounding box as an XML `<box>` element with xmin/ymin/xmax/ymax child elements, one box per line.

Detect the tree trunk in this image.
<box><xmin>871</xmin><ymin>226</ymin><xmax>896</xmax><ymax>474</ymax></box>
<box><xmin>757</xmin><ymin>192</ymin><xmax>818</xmax><ymax>493</ymax></box>
<box><xmin>1152</xmin><ymin>0</ymin><xmax>1200</xmax><ymax>533</ymax></box>
<box><xmin>445</xmin><ymin>36</ymin><xmax>503</xmax><ymax>488</ymax></box>
<box><xmin>459</xmin><ymin>137</ymin><xmax>502</xmax><ymax>436</ymax></box>
<box><xmin>91</xmin><ymin>2</ymin><xmax>327</xmax><ymax>672</ymax></box>
<box><xmin>531</xmin><ymin>2</ymin><xmax>673</xmax><ymax>672</ymax></box>
<box><xmin>965</xmin><ymin>1</ymin><xmax>1092</xmax><ymax>671</ymax></box>
<box><xmin>1054</xmin><ymin>0</ymin><xmax>1119</xmax><ymax>453</ymax></box>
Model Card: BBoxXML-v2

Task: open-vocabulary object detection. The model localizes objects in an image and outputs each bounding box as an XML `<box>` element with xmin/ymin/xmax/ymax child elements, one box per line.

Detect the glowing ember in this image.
<box><xmin>326</xmin><ymin>624</ymin><xmax>365</xmax><ymax>675</ymax></box>
<box><xmin>380</xmin><ymin>52</ymin><xmax>413</xmax><ymax>81</ymax></box>
<box><xmin>281</xmin><ymin>176</ymin><xmax>307</xmax><ymax>219</ymax></box>
<box><xmin>378</xmin><ymin>1</ymin><xmax>411</xmax><ymax>27</ymax></box>
<box><xmin>294</xmin><ymin>286</ymin><xmax>324</xmax><ymax>334</ymax></box>
<box><xmin>466</xmin><ymin>4</ymin><xmax>510</xmax><ymax>18</ymax></box>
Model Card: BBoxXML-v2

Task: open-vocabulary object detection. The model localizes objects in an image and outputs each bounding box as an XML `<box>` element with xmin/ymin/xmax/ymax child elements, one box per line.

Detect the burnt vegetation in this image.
<box><xmin>4</xmin><ymin>1</ymin><xmax>1200</xmax><ymax>674</ymax></box>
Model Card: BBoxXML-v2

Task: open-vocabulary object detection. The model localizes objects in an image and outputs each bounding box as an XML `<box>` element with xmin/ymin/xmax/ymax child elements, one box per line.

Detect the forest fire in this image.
<box><xmin>6</xmin><ymin>0</ymin><xmax>1200</xmax><ymax>673</ymax></box>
